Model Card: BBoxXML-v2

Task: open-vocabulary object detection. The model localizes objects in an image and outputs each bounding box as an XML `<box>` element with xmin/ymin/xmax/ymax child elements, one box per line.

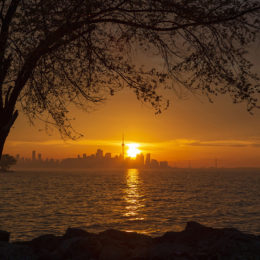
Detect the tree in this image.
<box><xmin>0</xmin><ymin>154</ymin><xmax>16</xmax><ymax>171</ymax></box>
<box><xmin>0</xmin><ymin>0</ymin><xmax>260</xmax><ymax>159</ymax></box>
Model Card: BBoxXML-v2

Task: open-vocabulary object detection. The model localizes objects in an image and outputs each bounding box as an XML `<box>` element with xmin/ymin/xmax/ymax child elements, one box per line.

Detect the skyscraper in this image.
<box><xmin>122</xmin><ymin>134</ymin><xmax>125</xmax><ymax>160</ymax></box>
<box><xmin>105</xmin><ymin>153</ymin><xmax>111</xmax><ymax>159</ymax></box>
<box><xmin>136</xmin><ymin>153</ymin><xmax>144</xmax><ymax>166</ymax></box>
<box><xmin>96</xmin><ymin>149</ymin><xmax>103</xmax><ymax>159</ymax></box>
<box><xmin>32</xmin><ymin>150</ymin><xmax>36</xmax><ymax>161</ymax></box>
<box><xmin>145</xmin><ymin>153</ymin><xmax>151</xmax><ymax>167</ymax></box>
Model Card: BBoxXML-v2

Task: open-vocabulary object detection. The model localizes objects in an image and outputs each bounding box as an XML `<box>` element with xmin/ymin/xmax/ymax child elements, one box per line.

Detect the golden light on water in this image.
<box><xmin>123</xmin><ymin>169</ymin><xmax>144</xmax><ymax>220</ymax></box>
<box><xmin>127</xmin><ymin>143</ymin><xmax>141</xmax><ymax>158</ymax></box>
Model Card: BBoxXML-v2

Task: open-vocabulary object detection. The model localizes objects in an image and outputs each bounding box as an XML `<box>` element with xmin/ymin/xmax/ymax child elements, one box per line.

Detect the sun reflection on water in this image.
<box><xmin>123</xmin><ymin>169</ymin><xmax>144</xmax><ymax>220</ymax></box>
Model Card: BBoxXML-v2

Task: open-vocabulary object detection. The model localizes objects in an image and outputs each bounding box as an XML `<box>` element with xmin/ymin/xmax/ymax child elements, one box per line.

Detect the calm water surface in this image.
<box><xmin>0</xmin><ymin>168</ymin><xmax>260</xmax><ymax>241</ymax></box>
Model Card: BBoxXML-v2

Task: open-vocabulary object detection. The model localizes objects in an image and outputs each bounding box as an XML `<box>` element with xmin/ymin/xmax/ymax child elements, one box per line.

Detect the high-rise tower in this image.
<box><xmin>32</xmin><ymin>150</ymin><xmax>36</xmax><ymax>161</ymax></box>
<box><xmin>122</xmin><ymin>134</ymin><xmax>125</xmax><ymax>160</ymax></box>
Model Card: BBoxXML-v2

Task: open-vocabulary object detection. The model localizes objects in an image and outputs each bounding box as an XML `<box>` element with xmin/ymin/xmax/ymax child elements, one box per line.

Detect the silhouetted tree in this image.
<box><xmin>0</xmin><ymin>154</ymin><xmax>16</xmax><ymax>171</ymax></box>
<box><xmin>0</xmin><ymin>0</ymin><xmax>260</xmax><ymax>159</ymax></box>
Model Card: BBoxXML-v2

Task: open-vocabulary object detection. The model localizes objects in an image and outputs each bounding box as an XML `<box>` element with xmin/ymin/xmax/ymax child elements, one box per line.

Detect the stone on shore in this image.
<box><xmin>0</xmin><ymin>230</ymin><xmax>10</xmax><ymax>242</ymax></box>
<box><xmin>0</xmin><ymin>222</ymin><xmax>260</xmax><ymax>259</ymax></box>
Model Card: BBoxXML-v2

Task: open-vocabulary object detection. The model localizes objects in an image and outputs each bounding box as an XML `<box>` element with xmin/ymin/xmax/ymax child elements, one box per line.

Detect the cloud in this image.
<box><xmin>175</xmin><ymin>139</ymin><xmax>260</xmax><ymax>148</ymax></box>
<box><xmin>7</xmin><ymin>139</ymin><xmax>120</xmax><ymax>147</ymax></box>
<box><xmin>7</xmin><ymin>138</ymin><xmax>260</xmax><ymax>149</ymax></box>
<box><xmin>137</xmin><ymin>139</ymin><xmax>260</xmax><ymax>149</ymax></box>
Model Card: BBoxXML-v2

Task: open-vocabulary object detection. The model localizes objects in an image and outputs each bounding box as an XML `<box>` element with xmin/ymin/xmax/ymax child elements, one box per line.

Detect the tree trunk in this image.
<box><xmin>0</xmin><ymin>110</ymin><xmax>18</xmax><ymax>160</ymax></box>
<box><xmin>0</xmin><ymin>133</ymin><xmax>8</xmax><ymax>161</ymax></box>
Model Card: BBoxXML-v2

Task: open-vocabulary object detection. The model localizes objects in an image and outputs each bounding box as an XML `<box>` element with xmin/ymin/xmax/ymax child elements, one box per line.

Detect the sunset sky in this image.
<box><xmin>3</xmin><ymin>41</ymin><xmax>260</xmax><ymax>168</ymax></box>
<box><xmin>4</xmin><ymin>85</ymin><xmax>260</xmax><ymax>168</ymax></box>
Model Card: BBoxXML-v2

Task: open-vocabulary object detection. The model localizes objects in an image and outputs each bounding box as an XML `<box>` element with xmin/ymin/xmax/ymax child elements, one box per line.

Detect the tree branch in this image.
<box><xmin>92</xmin><ymin>6</ymin><xmax>260</xmax><ymax>32</ymax></box>
<box><xmin>0</xmin><ymin>0</ymin><xmax>20</xmax><ymax>110</ymax></box>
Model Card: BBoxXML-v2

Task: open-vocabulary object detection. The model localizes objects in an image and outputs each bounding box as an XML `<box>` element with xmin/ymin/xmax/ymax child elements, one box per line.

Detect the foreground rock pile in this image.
<box><xmin>0</xmin><ymin>222</ymin><xmax>260</xmax><ymax>259</ymax></box>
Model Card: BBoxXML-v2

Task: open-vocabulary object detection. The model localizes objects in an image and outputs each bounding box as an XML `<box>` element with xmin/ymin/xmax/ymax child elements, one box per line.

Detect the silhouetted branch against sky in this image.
<box><xmin>0</xmin><ymin>0</ymin><xmax>260</xmax><ymax>158</ymax></box>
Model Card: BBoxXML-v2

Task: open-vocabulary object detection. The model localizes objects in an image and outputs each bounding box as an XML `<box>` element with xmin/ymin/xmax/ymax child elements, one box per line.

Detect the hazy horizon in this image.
<box><xmin>5</xmin><ymin>87</ymin><xmax>260</xmax><ymax>168</ymax></box>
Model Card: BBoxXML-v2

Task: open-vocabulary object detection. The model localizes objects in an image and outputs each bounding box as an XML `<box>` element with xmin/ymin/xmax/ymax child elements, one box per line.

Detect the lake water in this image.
<box><xmin>0</xmin><ymin>168</ymin><xmax>260</xmax><ymax>241</ymax></box>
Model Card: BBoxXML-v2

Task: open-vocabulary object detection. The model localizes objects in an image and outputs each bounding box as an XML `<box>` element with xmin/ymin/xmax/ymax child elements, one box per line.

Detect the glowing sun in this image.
<box><xmin>127</xmin><ymin>143</ymin><xmax>141</xmax><ymax>158</ymax></box>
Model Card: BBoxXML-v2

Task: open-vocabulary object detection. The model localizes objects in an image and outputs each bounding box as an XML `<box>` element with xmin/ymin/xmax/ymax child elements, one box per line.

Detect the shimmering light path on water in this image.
<box><xmin>0</xmin><ymin>168</ymin><xmax>260</xmax><ymax>241</ymax></box>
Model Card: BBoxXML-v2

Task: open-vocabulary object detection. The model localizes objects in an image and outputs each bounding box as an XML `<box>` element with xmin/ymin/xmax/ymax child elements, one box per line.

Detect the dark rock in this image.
<box><xmin>1</xmin><ymin>223</ymin><xmax>260</xmax><ymax>259</ymax></box>
<box><xmin>37</xmin><ymin>250</ymin><xmax>62</xmax><ymax>260</ymax></box>
<box><xmin>157</xmin><ymin>222</ymin><xmax>215</xmax><ymax>244</ymax></box>
<box><xmin>156</xmin><ymin>222</ymin><xmax>260</xmax><ymax>259</ymax></box>
<box><xmin>0</xmin><ymin>242</ymin><xmax>37</xmax><ymax>259</ymax></box>
<box><xmin>66</xmin><ymin>237</ymin><xmax>101</xmax><ymax>259</ymax></box>
<box><xmin>29</xmin><ymin>234</ymin><xmax>61</xmax><ymax>252</ymax></box>
<box><xmin>206</xmin><ymin>233</ymin><xmax>260</xmax><ymax>259</ymax></box>
<box><xmin>99</xmin><ymin>229</ymin><xmax>152</xmax><ymax>249</ymax></box>
<box><xmin>99</xmin><ymin>243</ymin><xmax>131</xmax><ymax>260</ymax></box>
<box><xmin>131</xmin><ymin>246</ymin><xmax>150</xmax><ymax>259</ymax></box>
<box><xmin>0</xmin><ymin>230</ymin><xmax>10</xmax><ymax>242</ymax></box>
<box><xmin>53</xmin><ymin>237</ymin><xmax>80</xmax><ymax>260</ymax></box>
<box><xmin>54</xmin><ymin>236</ymin><xmax>102</xmax><ymax>260</ymax></box>
<box><xmin>185</xmin><ymin>221</ymin><xmax>213</xmax><ymax>232</ymax></box>
<box><xmin>63</xmin><ymin>228</ymin><xmax>92</xmax><ymax>239</ymax></box>
<box><xmin>155</xmin><ymin>231</ymin><xmax>179</xmax><ymax>243</ymax></box>
<box><xmin>184</xmin><ymin>221</ymin><xmax>218</xmax><ymax>242</ymax></box>
<box><xmin>98</xmin><ymin>230</ymin><xmax>153</xmax><ymax>260</ymax></box>
<box><xmin>148</xmin><ymin>242</ymin><xmax>180</xmax><ymax>259</ymax></box>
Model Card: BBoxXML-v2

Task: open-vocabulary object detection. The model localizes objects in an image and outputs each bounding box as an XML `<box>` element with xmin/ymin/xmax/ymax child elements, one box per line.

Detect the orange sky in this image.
<box><xmin>4</xmin><ymin>87</ymin><xmax>260</xmax><ymax>168</ymax></box>
<box><xmin>3</xmin><ymin>41</ymin><xmax>260</xmax><ymax>168</ymax></box>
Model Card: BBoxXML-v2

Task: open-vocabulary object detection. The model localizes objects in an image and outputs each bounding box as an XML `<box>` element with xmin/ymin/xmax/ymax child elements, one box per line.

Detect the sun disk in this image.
<box><xmin>127</xmin><ymin>143</ymin><xmax>141</xmax><ymax>158</ymax></box>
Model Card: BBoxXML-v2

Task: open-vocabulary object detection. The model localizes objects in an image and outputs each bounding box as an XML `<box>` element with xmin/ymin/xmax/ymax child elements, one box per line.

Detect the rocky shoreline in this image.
<box><xmin>1</xmin><ymin>222</ymin><xmax>260</xmax><ymax>259</ymax></box>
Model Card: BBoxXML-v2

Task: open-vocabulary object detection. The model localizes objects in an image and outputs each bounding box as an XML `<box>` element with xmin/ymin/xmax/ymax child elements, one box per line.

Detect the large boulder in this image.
<box><xmin>99</xmin><ymin>243</ymin><xmax>131</xmax><ymax>260</ymax></box>
<box><xmin>0</xmin><ymin>230</ymin><xmax>10</xmax><ymax>242</ymax></box>
<box><xmin>0</xmin><ymin>242</ymin><xmax>37</xmax><ymax>260</ymax></box>
<box><xmin>60</xmin><ymin>236</ymin><xmax>102</xmax><ymax>260</ymax></box>
<box><xmin>156</xmin><ymin>221</ymin><xmax>260</xmax><ymax>259</ymax></box>
<box><xmin>29</xmin><ymin>234</ymin><xmax>61</xmax><ymax>251</ymax></box>
<box><xmin>63</xmin><ymin>228</ymin><xmax>93</xmax><ymax>240</ymax></box>
<box><xmin>98</xmin><ymin>229</ymin><xmax>152</xmax><ymax>260</ymax></box>
<box><xmin>1</xmin><ymin>223</ymin><xmax>260</xmax><ymax>259</ymax></box>
<box><xmin>99</xmin><ymin>229</ymin><xmax>152</xmax><ymax>249</ymax></box>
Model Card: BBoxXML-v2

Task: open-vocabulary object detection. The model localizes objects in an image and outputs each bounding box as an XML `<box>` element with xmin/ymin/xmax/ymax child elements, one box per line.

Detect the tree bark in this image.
<box><xmin>0</xmin><ymin>132</ymin><xmax>8</xmax><ymax>161</ymax></box>
<box><xmin>0</xmin><ymin>110</ymin><xmax>18</xmax><ymax>160</ymax></box>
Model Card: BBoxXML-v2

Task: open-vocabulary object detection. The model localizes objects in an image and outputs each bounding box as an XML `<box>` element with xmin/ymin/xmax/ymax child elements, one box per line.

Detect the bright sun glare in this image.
<box><xmin>127</xmin><ymin>143</ymin><xmax>141</xmax><ymax>158</ymax></box>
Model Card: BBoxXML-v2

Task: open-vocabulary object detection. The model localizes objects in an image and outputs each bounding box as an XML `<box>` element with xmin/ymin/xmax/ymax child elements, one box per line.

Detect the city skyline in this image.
<box><xmin>4</xmin><ymin>85</ymin><xmax>260</xmax><ymax>169</ymax></box>
<box><xmin>15</xmin><ymin>147</ymin><xmax>170</xmax><ymax>170</ymax></box>
<box><xmin>13</xmin><ymin>142</ymin><xmax>256</xmax><ymax>169</ymax></box>
<box><xmin>14</xmin><ymin>136</ymin><xmax>169</xmax><ymax>169</ymax></box>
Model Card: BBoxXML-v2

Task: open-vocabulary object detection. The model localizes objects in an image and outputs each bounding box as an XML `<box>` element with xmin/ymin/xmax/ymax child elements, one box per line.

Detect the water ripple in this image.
<box><xmin>0</xmin><ymin>168</ymin><xmax>259</xmax><ymax>241</ymax></box>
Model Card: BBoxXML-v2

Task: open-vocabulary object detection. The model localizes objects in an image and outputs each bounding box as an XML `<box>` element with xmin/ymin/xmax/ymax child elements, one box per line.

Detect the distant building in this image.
<box><xmin>77</xmin><ymin>154</ymin><xmax>81</xmax><ymax>159</ymax></box>
<box><xmin>83</xmin><ymin>153</ymin><xmax>87</xmax><ymax>159</ymax></box>
<box><xmin>150</xmin><ymin>159</ymin><xmax>159</xmax><ymax>168</ymax></box>
<box><xmin>38</xmin><ymin>153</ymin><xmax>42</xmax><ymax>161</ymax></box>
<box><xmin>32</xmin><ymin>150</ymin><xmax>36</xmax><ymax>161</ymax></box>
<box><xmin>160</xmin><ymin>161</ymin><xmax>168</xmax><ymax>168</ymax></box>
<box><xmin>96</xmin><ymin>149</ymin><xmax>103</xmax><ymax>159</ymax></box>
<box><xmin>136</xmin><ymin>153</ymin><xmax>144</xmax><ymax>167</ymax></box>
<box><xmin>105</xmin><ymin>153</ymin><xmax>111</xmax><ymax>159</ymax></box>
<box><xmin>145</xmin><ymin>153</ymin><xmax>151</xmax><ymax>167</ymax></box>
